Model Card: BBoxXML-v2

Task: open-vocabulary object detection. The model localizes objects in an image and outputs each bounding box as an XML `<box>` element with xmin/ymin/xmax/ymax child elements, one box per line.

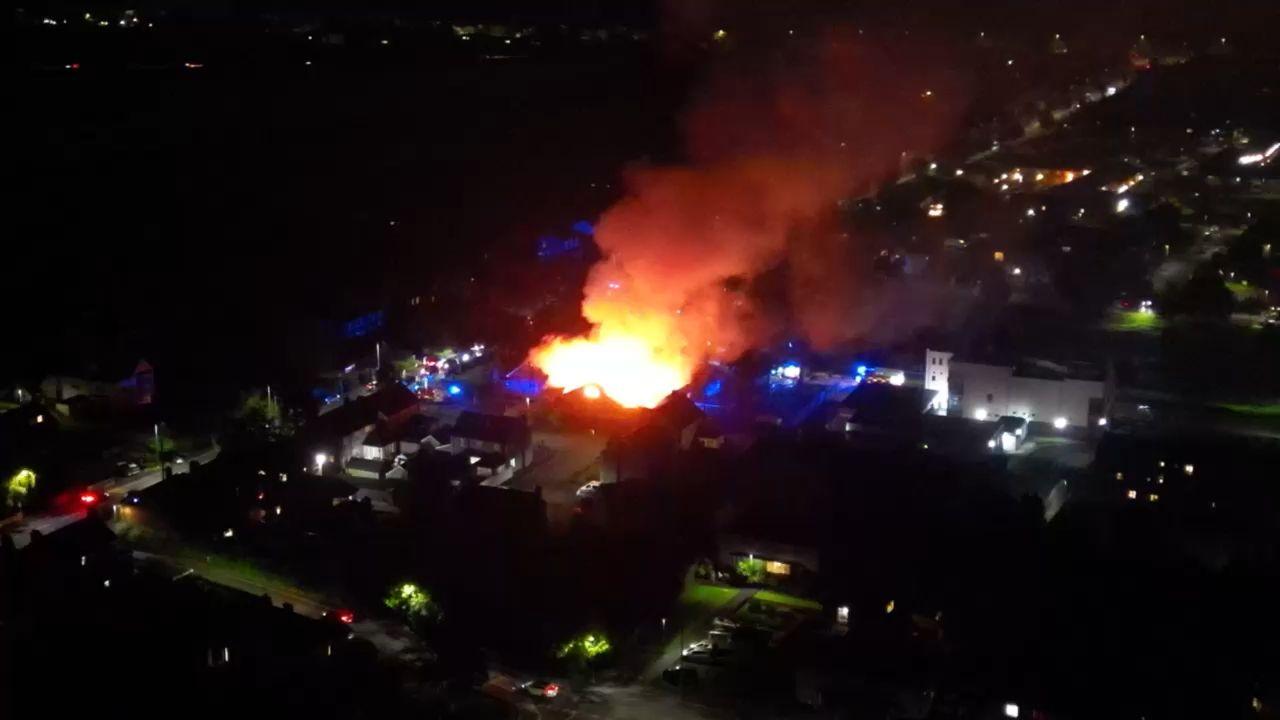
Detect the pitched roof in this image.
<box><xmin>650</xmin><ymin>392</ymin><xmax>704</xmax><ymax>431</ymax></box>
<box><xmin>308</xmin><ymin>384</ymin><xmax>419</xmax><ymax>438</ymax></box>
<box><xmin>452</xmin><ymin>412</ymin><xmax>530</xmax><ymax>446</ymax></box>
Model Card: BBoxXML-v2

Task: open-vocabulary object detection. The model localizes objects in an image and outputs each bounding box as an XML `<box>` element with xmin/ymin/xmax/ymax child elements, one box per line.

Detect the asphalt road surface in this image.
<box><xmin>5</xmin><ymin>446</ymin><xmax>219</xmax><ymax>549</ymax></box>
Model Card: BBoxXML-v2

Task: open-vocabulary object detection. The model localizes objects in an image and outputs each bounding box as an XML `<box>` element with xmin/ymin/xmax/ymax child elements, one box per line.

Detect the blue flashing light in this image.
<box><xmin>855</xmin><ymin>365</ymin><xmax>868</xmax><ymax>376</ymax></box>
<box><xmin>571</xmin><ymin>219</ymin><xmax>595</xmax><ymax>236</ymax></box>
<box><xmin>447</xmin><ymin>384</ymin><xmax>463</xmax><ymax>396</ymax></box>
<box><xmin>703</xmin><ymin>379</ymin><xmax>722</xmax><ymax>398</ymax></box>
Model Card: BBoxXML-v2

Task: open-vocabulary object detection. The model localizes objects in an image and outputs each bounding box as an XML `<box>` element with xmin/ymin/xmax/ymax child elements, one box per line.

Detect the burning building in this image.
<box><xmin>525</xmin><ymin>35</ymin><xmax>962</xmax><ymax>408</ymax></box>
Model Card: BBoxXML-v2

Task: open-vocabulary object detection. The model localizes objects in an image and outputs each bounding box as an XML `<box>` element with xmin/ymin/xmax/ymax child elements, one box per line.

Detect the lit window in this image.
<box><xmin>1115</xmin><ymin>472</ymin><xmax>1123</xmax><ymax>481</ymax></box>
<box><xmin>1126</xmin><ymin>489</ymin><xmax>1137</xmax><ymax>500</ymax></box>
<box><xmin>1183</xmin><ymin>464</ymin><xmax>1194</xmax><ymax>476</ymax></box>
<box><xmin>836</xmin><ymin>605</ymin><xmax>850</xmax><ymax>625</ymax></box>
<box><xmin>1148</xmin><ymin>493</ymin><xmax>1159</xmax><ymax>502</ymax></box>
<box><xmin>1004</xmin><ymin>703</ymin><xmax>1020</xmax><ymax>719</ymax></box>
<box><xmin>765</xmin><ymin>560</ymin><xmax>791</xmax><ymax>575</ymax></box>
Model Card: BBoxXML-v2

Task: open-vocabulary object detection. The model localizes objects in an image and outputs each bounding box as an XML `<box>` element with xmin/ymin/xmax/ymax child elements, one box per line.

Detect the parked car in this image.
<box><xmin>682</xmin><ymin>640</ymin><xmax>734</xmax><ymax>666</ymax></box>
<box><xmin>662</xmin><ymin>665</ymin><xmax>699</xmax><ymax>688</ymax></box>
<box><xmin>711</xmin><ymin>617</ymin><xmax>741</xmax><ymax>631</ymax></box>
<box><xmin>521</xmin><ymin>680</ymin><xmax>561</xmax><ymax>699</ymax></box>
<box><xmin>115</xmin><ymin>461</ymin><xmax>141</xmax><ymax>477</ymax></box>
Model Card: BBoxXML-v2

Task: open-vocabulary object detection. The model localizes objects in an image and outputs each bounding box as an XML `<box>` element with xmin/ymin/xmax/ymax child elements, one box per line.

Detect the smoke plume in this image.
<box><xmin>532</xmin><ymin>31</ymin><xmax>964</xmax><ymax>405</ymax></box>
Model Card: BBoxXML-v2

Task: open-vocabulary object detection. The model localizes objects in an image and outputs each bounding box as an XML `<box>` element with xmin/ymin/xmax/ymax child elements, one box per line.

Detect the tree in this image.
<box><xmin>6</xmin><ymin>468</ymin><xmax>37</xmax><ymax>512</ymax></box>
<box><xmin>237</xmin><ymin>392</ymin><xmax>280</xmax><ymax>427</ymax></box>
<box><xmin>385</xmin><ymin>582</ymin><xmax>443</xmax><ymax>629</ymax></box>
<box><xmin>393</xmin><ymin>356</ymin><xmax>422</xmax><ymax>379</ymax></box>
<box><xmin>736</xmin><ymin>556</ymin><xmax>766</xmax><ymax>584</ymax></box>
<box><xmin>555</xmin><ymin>632</ymin><xmax>611</xmax><ymax>665</ymax></box>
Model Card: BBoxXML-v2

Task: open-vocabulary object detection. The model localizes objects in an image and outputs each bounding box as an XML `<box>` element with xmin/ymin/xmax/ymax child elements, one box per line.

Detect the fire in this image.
<box><xmin>530</xmin><ymin>325</ymin><xmax>692</xmax><ymax>409</ymax></box>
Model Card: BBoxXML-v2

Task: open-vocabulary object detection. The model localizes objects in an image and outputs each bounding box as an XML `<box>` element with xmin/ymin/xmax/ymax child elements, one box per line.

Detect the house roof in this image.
<box><xmin>841</xmin><ymin>384</ymin><xmax>935</xmax><ymax>428</ymax></box>
<box><xmin>651</xmin><ymin>392</ymin><xmax>704</xmax><ymax>431</ymax></box>
<box><xmin>453</xmin><ymin>411</ymin><xmax>530</xmax><ymax>446</ymax></box>
<box><xmin>308</xmin><ymin>384</ymin><xmax>418</xmax><ymax>439</ymax></box>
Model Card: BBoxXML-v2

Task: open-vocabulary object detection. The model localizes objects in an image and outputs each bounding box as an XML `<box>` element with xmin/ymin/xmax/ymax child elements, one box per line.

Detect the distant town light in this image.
<box><xmin>1097</xmin><ymin>417</ymin><xmax>1108</xmax><ymax>427</ymax></box>
<box><xmin>885</xmin><ymin>599</ymin><xmax>895</xmax><ymax>614</ymax></box>
<box><xmin>1184</xmin><ymin>464</ymin><xmax>1195</xmax><ymax>476</ymax></box>
<box><xmin>712</xmin><ymin>29</ymin><xmax>728</xmax><ymax>41</ymax></box>
<box><xmin>222</xmin><ymin>528</ymin><xmax>234</xmax><ymax>538</ymax></box>
<box><xmin>1127</xmin><ymin>489</ymin><xmax>1137</xmax><ymax>500</ymax></box>
<box><xmin>836</xmin><ymin>605</ymin><xmax>850</xmax><ymax>625</ymax></box>
<box><xmin>1053</xmin><ymin>417</ymin><xmax>1068</xmax><ymax>430</ymax></box>
<box><xmin>1004</xmin><ymin>703</ymin><xmax>1020</xmax><ymax>719</ymax></box>
<box><xmin>954</xmin><ymin>168</ymin><xmax>964</xmax><ymax>176</ymax></box>
<box><xmin>1116</xmin><ymin>197</ymin><xmax>1130</xmax><ymax>213</ymax></box>
<box><xmin>974</xmin><ymin>408</ymin><xmax>989</xmax><ymax>421</ymax></box>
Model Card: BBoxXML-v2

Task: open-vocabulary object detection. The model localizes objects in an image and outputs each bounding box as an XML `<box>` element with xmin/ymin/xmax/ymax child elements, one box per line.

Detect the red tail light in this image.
<box><xmin>80</xmin><ymin>493</ymin><xmax>98</xmax><ymax>504</ymax></box>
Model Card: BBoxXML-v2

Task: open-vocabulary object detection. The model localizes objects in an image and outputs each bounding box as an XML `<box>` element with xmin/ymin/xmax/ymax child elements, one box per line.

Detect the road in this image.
<box><xmin>484</xmin><ymin>675</ymin><xmax>733</xmax><ymax>720</ymax></box>
<box><xmin>4</xmin><ymin>446</ymin><xmax>220</xmax><ymax>549</ymax></box>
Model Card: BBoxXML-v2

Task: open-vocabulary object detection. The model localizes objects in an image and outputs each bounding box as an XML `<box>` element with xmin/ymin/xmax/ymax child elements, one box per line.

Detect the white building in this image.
<box><xmin>925</xmin><ymin>349</ymin><xmax>1111</xmax><ymax>429</ymax></box>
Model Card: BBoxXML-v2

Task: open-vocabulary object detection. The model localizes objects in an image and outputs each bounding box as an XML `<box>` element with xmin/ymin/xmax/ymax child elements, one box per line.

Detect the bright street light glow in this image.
<box><xmin>1097</xmin><ymin>417</ymin><xmax>1108</xmax><ymax>426</ymax></box>
<box><xmin>1004</xmin><ymin>703</ymin><xmax>1020</xmax><ymax>718</ymax></box>
<box><xmin>974</xmin><ymin>408</ymin><xmax>988</xmax><ymax>421</ymax></box>
<box><xmin>1053</xmin><ymin>417</ymin><xmax>1068</xmax><ymax>430</ymax></box>
<box><xmin>1115</xmin><ymin>197</ymin><xmax>1130</xmax><ymax>213</ymax></box>
<box><xmin>888</xmin><ymin>372</ymin><xmax>906</xmax><ymax>386</ymax></box>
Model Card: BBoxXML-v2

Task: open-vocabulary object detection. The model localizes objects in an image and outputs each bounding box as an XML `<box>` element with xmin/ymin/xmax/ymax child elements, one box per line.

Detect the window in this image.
<box><xmin>764</xmin><ymin>560</ymin><xmax>791</xmax><ymax>575</ymax></box>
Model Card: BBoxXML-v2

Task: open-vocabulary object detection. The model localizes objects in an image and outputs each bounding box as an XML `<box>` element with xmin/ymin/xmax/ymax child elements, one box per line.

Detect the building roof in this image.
<box><xmin>453</xmin><ymin>411</ymin><xmax>530</xmax><ymax>446</ymax></box>
<box><xmin>651</xmin><ymin>392</ymin><xmax>704</xmax><ymax>431</ymax></box>
<box><xmin>841</xmin><ymin>384</ymin><xmax>935</xmax><ymax>428</ymax></box>
<box><xmin>308</xmin><ymin>384</ymin><xmax>418</xmax><ymax>439</ymax></box>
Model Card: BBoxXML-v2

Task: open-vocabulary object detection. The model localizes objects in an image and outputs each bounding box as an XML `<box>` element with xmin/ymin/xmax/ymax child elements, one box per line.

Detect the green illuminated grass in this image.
<box><xmin>1225</xmin><ymin>282</ymin><xmax>1261</xmax><ymax>301</ymax></box>
<box><xmin>1103</xmin><ymin>309</ymin><xmax>1163</xmax><ymax>333</ymax></box>
<box><xmin>679</xmin><ymin>583</ymin><xmax>737</xmax><ymax>610</ymax></box>
<box><xmin>1214</xmin><ymin>402</ymin><xmax>1280</xmax><ymax>417</ymax></box>
<box><xmin>754</xmin><ymin>590</ymin><xmax>822</xmax><ymax>611</ymax></box>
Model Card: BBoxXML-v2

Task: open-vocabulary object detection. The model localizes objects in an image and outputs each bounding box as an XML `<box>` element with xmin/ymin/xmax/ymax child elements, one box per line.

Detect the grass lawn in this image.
<box><xmin>679</xmin><ymin>583</ymin><xmax>738</xmax><ymax>610</ymax></box>
<box><xmin>1225</xmin><ymin>281</ymin><xmax>1262</xmax><ymax>301</ymax></box>
<box><xmin>1214</xmin><ymin>402</ymin><xmax>1280</xmax><ymax>417</ymax></box>
<box><xmin>753</xmin><ymin>590</ymin><xmax>822</xmax><ymax>611</ymax></box>
<box><xmin>1103</xmin><ymin>309</ymin><xmax>1163</xmax><ymax>334</ymax></box>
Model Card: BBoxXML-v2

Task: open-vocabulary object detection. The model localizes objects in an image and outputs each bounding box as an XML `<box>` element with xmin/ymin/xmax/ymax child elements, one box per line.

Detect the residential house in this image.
<box><xmin>450</xmin><ymin>412</ymin><xmax>532</xmax><ymax>470</ymax></box>
<box><xmin>304</xmin><ymin>383</ymin><xmax>419</xmax><ymax>469</ymax></box>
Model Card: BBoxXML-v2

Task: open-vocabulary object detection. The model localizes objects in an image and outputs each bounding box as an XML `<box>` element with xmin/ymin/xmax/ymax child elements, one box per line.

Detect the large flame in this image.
<box><xmin>530</xmin><ymin>313</ymin><xmax>693</xmax><ymax>409</ymax></box>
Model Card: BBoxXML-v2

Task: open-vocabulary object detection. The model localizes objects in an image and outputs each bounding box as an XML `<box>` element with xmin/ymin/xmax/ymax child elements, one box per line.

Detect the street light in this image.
<box><xmin>154</xmin><ymin>423</ymin><xmax>164</xmax><ymax>476</ymax></box>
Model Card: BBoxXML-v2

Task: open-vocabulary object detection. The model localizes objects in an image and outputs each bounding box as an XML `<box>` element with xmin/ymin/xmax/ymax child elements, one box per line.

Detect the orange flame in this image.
<box><xmin>530</xmin><ymin>320</ymin><xmax>693</xmax><ymax>409</ymax></box>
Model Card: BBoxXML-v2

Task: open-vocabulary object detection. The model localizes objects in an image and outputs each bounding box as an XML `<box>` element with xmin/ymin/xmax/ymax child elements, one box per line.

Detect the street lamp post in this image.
<box><xmin>154</xmin><ymin>423</ymin><xmax>164</xmax><ymax>476</ymax></box>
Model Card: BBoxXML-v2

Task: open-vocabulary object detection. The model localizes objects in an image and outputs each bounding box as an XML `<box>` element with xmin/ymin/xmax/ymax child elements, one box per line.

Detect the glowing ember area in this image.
<box><xmin>531</xmin><ymin>329</ymin><xmax>692</xmax><ymax>409</ymax></box>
